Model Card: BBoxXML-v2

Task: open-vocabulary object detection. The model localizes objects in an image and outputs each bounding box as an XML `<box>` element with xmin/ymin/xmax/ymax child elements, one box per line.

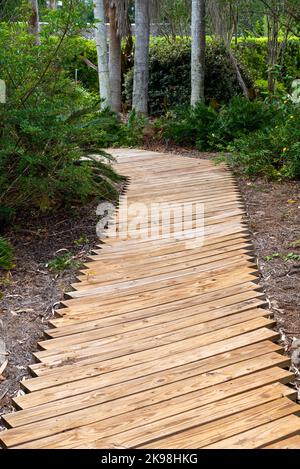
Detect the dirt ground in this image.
<box><xmin>1</xmin><ymin>147</ymin><xmax>300</xmax><ymax>426</ymax></box>
<box><xmin>238</xmin><ymin>178</ymin><xmax>300</xmax><ymax>346</ymax></box>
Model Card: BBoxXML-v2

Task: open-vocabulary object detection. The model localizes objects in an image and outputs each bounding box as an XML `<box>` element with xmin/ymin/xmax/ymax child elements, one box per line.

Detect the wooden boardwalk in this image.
<box><xmin>1</xmin><ymin>149</ymin><xmax>300</xmax><ymax>449</ymax></box>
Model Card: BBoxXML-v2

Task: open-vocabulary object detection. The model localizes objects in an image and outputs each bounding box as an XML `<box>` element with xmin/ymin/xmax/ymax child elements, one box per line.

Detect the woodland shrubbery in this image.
<box><xmin>0</xmin><ymin>12</ymin><xmax>126</xmax><ymax>230</ymax></box>
<box><xmin>156</xmin><ymin>96</ymin><xmax>300</xmax><ymax>179</ymax></box>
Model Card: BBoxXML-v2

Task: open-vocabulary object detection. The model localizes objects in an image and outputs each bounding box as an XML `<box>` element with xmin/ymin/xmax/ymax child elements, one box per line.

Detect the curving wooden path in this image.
<box><xmin>1</xmin><ymin>149</ymin><xmax>300</xmax><ymax>449</ymax></box>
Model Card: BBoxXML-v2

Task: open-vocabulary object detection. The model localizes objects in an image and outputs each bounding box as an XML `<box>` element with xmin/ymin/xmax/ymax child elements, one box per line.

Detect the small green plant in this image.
<box><xmin>283</xmin><ymin>252</ymin><xmax>300</xmax><ymax>262</ymax></box>
<box><xmin>47</xmin><ymin>251</ymin><xmax>82</xmax><ymax>272</ymax></box>
<box><xmin>264</xmin><ymin>252</ymin><xmax>280</xmax><ymax>261</ymax></box>
<box><xmin>74</xmin><ymin>236</ymin><xmax>89</xmax><ymax>247</ymax></box>
<box><xmin>0</xmin><ymin>237</ymin><xmax>14</xmax><ymax>270</ymax></box>
<box><xmin>118</xmin><ymin>110</ymin><xmax>148</xmax><ymax>147</ymax></box>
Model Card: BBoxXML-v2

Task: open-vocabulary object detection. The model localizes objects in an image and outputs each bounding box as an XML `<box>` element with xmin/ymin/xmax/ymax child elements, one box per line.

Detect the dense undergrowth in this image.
<box><xmin>154</xmin><ymin>96</ymin><xmax>300</xmax><ymax>179</ymax></box>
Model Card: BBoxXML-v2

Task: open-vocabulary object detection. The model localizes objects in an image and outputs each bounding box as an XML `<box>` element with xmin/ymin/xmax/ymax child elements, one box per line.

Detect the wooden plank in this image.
<box><xmin>40</xmin><ymin>306</ymin><xmax>270</xmax><ymax>351</ymax></box>
<box><xmin>5</xmin><ymin>352</ymin><xmax>290</xmax><ymax>428</ymax></box>
<box><xmin>19</xmin><ymin>397</ymin><xmax>297</xmax><ymax>449</ymax></box>
<box><xmin>263</xmin><ymin>435</ymin><xmax>300</xmax><ymax>449</ymax></box>
<box><xmin>204</xmin><ymin>415</ymin><xmax>300</xmax><ymax>449</ymax></box>
<box><xmin>31</xmin><ymin>317</ymin><xmax>275</xmax><ymax>370</ymax></box>
<box><xmin>27</xmin><ymin>328</ymin><xmax>280</xmax><ymax>388</ymax></box>
<box><xmin>0</xmin><ymin>370</ymin><xmax>293</xmax><ymax>448</ymax></box>
<box><xmin>14</xmin><ymin>341</ymin><xmax>284</xmax><ymax>410</ymax></box>
<box><xmin>137</xmin><ymin>397</ymin><xmax>299</xmax><ymax>450</ymax></box>
<box><xmin>46</xmin><ymin>293</ymin><xmax>266</xmax><ymax>340</ymax></box>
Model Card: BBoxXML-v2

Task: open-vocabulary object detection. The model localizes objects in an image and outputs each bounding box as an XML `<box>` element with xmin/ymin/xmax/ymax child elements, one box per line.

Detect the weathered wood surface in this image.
<box><xmin>1</xmin><ymin>149</ymin><xmax>299</xmax><ymax>449</ymax></box>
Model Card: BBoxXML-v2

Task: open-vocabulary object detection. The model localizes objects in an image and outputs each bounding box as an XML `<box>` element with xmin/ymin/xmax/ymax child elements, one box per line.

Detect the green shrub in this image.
<box><xmin>0</xmin><ymin>237</ymin><xmax>14</xmax><ymax>270</ymax></box>
<box><xmin>157</xmin><ymin>103</ymin><xmax>218</xmax><ymax>149</ymax></box>
<box><xmin>226</xmin><ymin>102</ymin><xmax>300</xmax><ymax>179</ymax></box>
<box><xmin>124</xmin><ymin>40</ymin><xmax>253</xmax><ymax>116</ymax></box>
<box><xmin>208</xmin><ymin>97</ymin><xmax>275</xmax><ymax>149</ymax></box>
<box><xmin>235</xmin><ymin>37</ymin><xmax>300</xmax><ymax>87</ymax></box>
<box><xmin>117</xmin><ymin>110</ymin><xmax>149</xmax><ymax>147</ymax></box>
<box><xmin>0</xmin><ymin>21</ymin><xmax>125</xmax><ymax>224</ymax></box>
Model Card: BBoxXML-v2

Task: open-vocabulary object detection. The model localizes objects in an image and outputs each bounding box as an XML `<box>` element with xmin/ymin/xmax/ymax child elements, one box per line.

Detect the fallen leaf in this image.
<box><xmin>287</xmin><ymin>199</ymin><xmax>297</xmax><ymax>204</ymax></box>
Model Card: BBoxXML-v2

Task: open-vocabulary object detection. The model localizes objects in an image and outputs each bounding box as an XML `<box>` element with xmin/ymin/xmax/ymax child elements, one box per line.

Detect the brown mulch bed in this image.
<box><xmin>238</xmin><ymin>177</ymin><xmax>300</xmax><ymax>346</ymax></box>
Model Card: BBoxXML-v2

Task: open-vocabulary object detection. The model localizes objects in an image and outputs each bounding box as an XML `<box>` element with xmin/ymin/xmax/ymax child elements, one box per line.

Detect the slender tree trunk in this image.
<box><xmin>109</xmin><ymin>5</ymin><xmax>122</xmax><ymax>113</ymax></box>
<box><xmin>228</xmin><ymin>49</ymin><xmax>249</xmax><ymax>98</ymax></box>
<box><xmin>191</xmin><ymin>0</ymin><xmax>206</xmax><ymax>106</ymax></box>
<box><xmin>29</xmin><ymin>0</ymin><xmax>41</xmax><ymax>46</ymax></box>
<box><xmin>49</xmin><ymin>0</ymin><xmax>57</xmax><ymax>8</ymax></box>
<box><xmin>93</xmin><ymin>0</ymin><xmax>111</xmax><ymax>108</ymax></box>
<box><xmin>132</xmin><ymin>0</ymin><xmax>150</xmax><ymax>115</ymax></box>
<box><xmin>267</xmin><ymin>15</ymin><xmax>279</xmax><ymax>95</ymax></box>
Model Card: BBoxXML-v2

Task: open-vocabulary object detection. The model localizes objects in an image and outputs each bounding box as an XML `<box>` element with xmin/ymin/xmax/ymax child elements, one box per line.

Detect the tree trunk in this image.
<box><xmin>93</xmin><ymin>0</ymin><xmax>111</xmax><ymax>109</ymax></box>
<box><xmin>29</xmin><ymin>0</ymin><xmax>40</xmax><ymax>46</ymax></box>
<box><xmin>109</xmin><ymin>6</ymin><xmax>122</xmax><ymax>113</ymax></box>
<box><xmin>49</xmin><ymin>0</ymin><xmax>57</xmax><ymax>8</ymax></box>
<box><xmin>132</xmin><ymin>0</ymin><xmax>150</xmax><ymax>115</ymax></box>
<box><xmin>191</xmin><ymin>0</ymin><xmax>206</xmax><ymax>106</ymax></box>
<box><xmin>267</xmin><ymin>15</ymin><xmax>279</xmax><ymax>95</ymax></box>
<box><xmin>228</xmin><ymin>49</ymin><xmax>250</xmax><ymax>99</ymax></box>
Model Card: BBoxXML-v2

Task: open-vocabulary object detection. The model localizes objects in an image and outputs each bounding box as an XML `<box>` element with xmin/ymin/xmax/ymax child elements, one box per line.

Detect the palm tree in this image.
<box><xmin>191</xmin><ymin>0</ymin><xmax>206</xmax><ymax>106</ymax></box>
<box><xmin>93</xmin><ymin>0</ymin><xmax>111</xmax><ymax>108</ymax></box>
<box><xmin>108</xmin><ymin>0</ymin><xmax>130</xmax><ymax>113</ymax></box>
<box><xmin>132</xmin><ymin>0</ymin><xmax>150</xmax><ymax>115</ymax></box>
<box><xmin>29</xmin><ymin>0</ymin><xmax>41</xmax><ymax>45</ymax></box>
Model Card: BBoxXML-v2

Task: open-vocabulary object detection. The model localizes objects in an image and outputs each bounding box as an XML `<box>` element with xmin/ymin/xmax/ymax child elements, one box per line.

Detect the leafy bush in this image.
<box><xmin>124</xmin><ymin>40</ymin><xmax>253</xmax><ymax>116</ymax></box>
<box><xmin>156</xmin><ymin>97</ymin><xmax>277</xmax><ymax>150</ymax></box>
<box><xmin>227</xmin><ymin>103</ymin><xmax>300</xmax><ymax>179</ymax></box>
<box><xmin>0</xmin><ymin>17</ymin><xmax>124</xmax><ymax>225</ymax></box>
<box><xmin>117</xmin><ymin>110</ymin><xmax>149</xmax><ymax>147</ymax></box>
<box><xmin>208</xmin><ymin>97</ymin><xmax>275</xmax><ymax>149</ymax></box>
<box><xmin>235</xmin><ymin>37</ymin><xmax>300</xmax><ymax>88</ymax></box>
<box><xmin>157</xmin><ymin>103</ymin><xmax>218</xmax><ymax>149</ymax></box>
<box><xmin>0</xmin><ymin>237</ymin><xmax>14</xmax><ymax>270</ymax></box>
<box><xmin>61</xmin><ymin>36</ymin><xmax>300</xmax><ymax>116</ymax></box>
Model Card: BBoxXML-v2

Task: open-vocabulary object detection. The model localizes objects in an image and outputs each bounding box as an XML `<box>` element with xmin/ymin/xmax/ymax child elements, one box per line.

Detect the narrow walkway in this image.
<box><xmin>1</xmin><ymin>149</ymin><xmax>300</xmax><ymax>449</ymax></box>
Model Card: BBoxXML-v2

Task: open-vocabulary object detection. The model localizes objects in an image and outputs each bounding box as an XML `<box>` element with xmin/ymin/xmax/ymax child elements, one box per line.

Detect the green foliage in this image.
<box><xmin>208</xmin><ymin>97</ymin><xmax>275</xmax><ymax>149</ymax></box>
<box><xmin>156</xmin><ymin>95</ymin><xmax>300</xmax><ymax>181</ymax></box>
<box><xmin>264</xmin><ymin>252</ymin><xmax>300</xmax><ymax>262</ymax></box>
<box><xmin>227</xmin><ymin>102</ymin><xmax>300</xmax><ymax>179</ymax></box>
<box><xmin>157</xmin><ymin>104</ymin><xmax>218</xmax><ymax>149</ymax></box>
<box><xmin>283</xmin><ymin>252</ymin><xmax>300</xmax><ymax>261</ymax></box>
<box><xmin>59</xmin><ymin>35</ymin><xmax>300</xmax><ymax>117</ymax></box>
<box><xmin>264</xmin><ymin>252</ymin><xmax>280</xmax><ymax>261</ymax></box>
<box><xmin>124</xmin><ymin>39</ymin><xmax>253</xmax><ymax>116</ymax></box>
<box><xmin>0</xmin><ymin>13</ymin><xmax>125</xmax><ymax>225</ymax></box>
<box><xmin>47</xmin><ymin>251</ymin><xmax>82</xmax><ymax>272</ymax></box>
<box><xmin>0</xmin><ymin>237</ymin><xmax>14</xmax><ymax>270</ymax></box>
<box><xmin>118</xmin><ymin>110</ymin><xmax>149</xmax><ymax>147</ymax></box>
<box><xmin>62</xmin><ymin>36</ymin><xmax>99</xmax><ymax>93</ymax></box>
<box><xmin>235</xmin><ymin>37</ymin><xmax>300</xmax><ymax>89</ymax></box>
